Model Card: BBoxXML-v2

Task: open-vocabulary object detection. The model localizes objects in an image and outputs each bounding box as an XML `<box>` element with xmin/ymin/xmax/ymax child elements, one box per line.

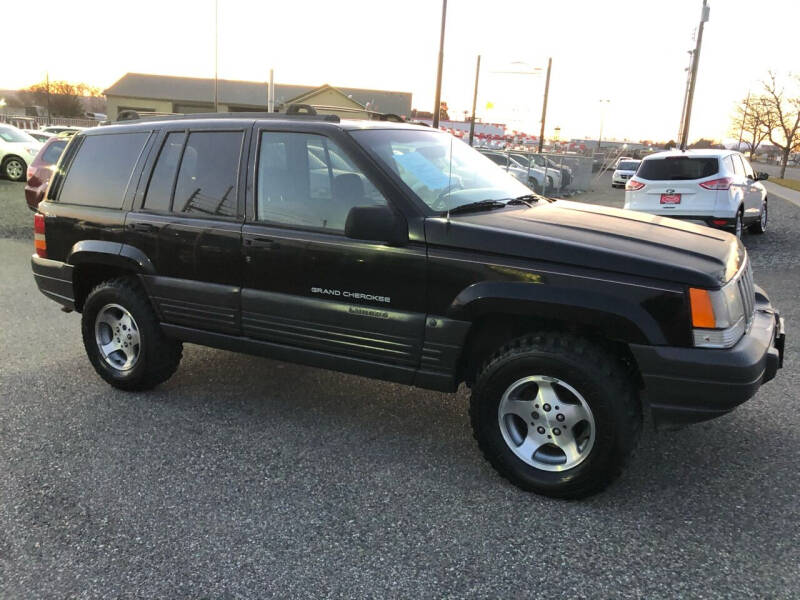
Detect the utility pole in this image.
<box><xmin>46</xmin><ymin>71</ymin><xmax>51</xmax><ymax>125</ymax></box>
<box><xmin>468</xmin><ymin>55</ymin><xmax>481</xmax><ymax>146</ymax></box>
<box><xmin>680</xmin><ymin>0</ymin><xmax>710</xmax><ymax>150</ymax></box>
<box><xmin>432</xmin><ymin>0</ymin><xmax>447</xmax><ymax>129</ymax></box>
<box><xmin>214</xmin><ymin>0</ymin><xmax>219</xmax><ymax>112</ymax></box>
<box><xmin>537</xmin><ymin>57</ymin><xmax>551</xmax><ymax>153</ymax></box>
<box><xmin>737</xmin><ymin>89</ymin><xmax>751</xmax><ymax>152</ymax></box>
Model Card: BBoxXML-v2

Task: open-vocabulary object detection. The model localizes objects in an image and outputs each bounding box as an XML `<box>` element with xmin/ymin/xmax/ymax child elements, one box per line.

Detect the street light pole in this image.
<box><xmin>537</xmin><ymin>57</ymin><xmax>551</xmax><ymax>154</ymax></box>
<box><xmin>432</xmin><ymin>0</ymin><xmax>447</xmax><ymax>129</ymax></box>
<box><xmin>468</xmin><ymin>55</ymin><xmax>481</xmax><ymax>146</ymax></box>
<box><xmin>597</xmin><ymin>99</ymin><xmax>610</xmax><ymax>154</ymax></box>
<box><xmin>214</xmin><ymin>0</ymin><xmax>219</xmax><ymax>112</ymax></box>
<box><xmin>680</xmin><ymin>0</ymin><xmax>710</xmax><ymax>150</ymax></box>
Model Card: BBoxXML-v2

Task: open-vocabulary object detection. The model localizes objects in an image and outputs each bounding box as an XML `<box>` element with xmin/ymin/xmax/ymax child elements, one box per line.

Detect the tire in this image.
<box><xmin>734</xmin><ymin>209</ymin><xmax>743</xmax><ymax>239</ymax></box>
<box><xmin>470</xmin><ymin>332</ymin><xmax>641</xmax><ymax>499</ymax></box>
<box><xmin>750</xmin><ymin>199</ymin><xmax>767</xmax><ymax>234</ymax></box>
<box><xmin>3</xmin><ymin>156</ymin><xmax>27</xmax><ymax>182</ymax></box>
<box><xmin>530</xmin><ymin>179</ymin><xmax>542</xmax><ymax>195</ymax></box>
<box><xmin>81</xmin><ymin>277</ymin><xmax>182</xmax><ymax>391</ymax></box>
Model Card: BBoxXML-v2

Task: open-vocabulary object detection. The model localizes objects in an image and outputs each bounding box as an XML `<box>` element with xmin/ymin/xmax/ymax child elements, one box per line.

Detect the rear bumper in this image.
<box><xmin>31</xmin><ymin>254</ymin><xmax>75</xmax><ymax>310</ymax></box>
<box><xmin>630</xmin><ymin>288</ymin><xmax>785</xmax><ymax>427</ymax></box>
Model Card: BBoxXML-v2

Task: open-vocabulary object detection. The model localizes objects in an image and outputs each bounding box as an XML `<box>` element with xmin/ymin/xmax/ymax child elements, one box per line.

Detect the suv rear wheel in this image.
<box><xmin>470</xmin><ymin>332</ymin><xmax>641</xmax><ymax>498</ymax></box>
<box><xmin>3</xmin><ymin>156</ymin><xmax>26</xmax><ymax>182</ymax></box>
<box><xmin>81</xmin><ymin>277</ymin><xmax>182</xmax><ymax>391</ymax></box>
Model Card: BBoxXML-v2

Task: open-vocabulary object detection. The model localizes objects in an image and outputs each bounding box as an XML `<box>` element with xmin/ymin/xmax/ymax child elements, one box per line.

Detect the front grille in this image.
<box><xmin>737</xmin><ymin>258</ymin><xmax>755</xmax><ymax>329</ymax></box>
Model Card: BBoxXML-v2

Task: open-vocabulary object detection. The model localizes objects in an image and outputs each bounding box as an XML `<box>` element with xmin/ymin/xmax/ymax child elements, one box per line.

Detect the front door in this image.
<box><xmin>126</xmin><ymin>126</ymin><xmax>248</xmax><ymax>335</ymax></box>
<box><xmin>241</xmin><ymin>128</ymin><xmax>427</xmax><ymax>378</ymax></box>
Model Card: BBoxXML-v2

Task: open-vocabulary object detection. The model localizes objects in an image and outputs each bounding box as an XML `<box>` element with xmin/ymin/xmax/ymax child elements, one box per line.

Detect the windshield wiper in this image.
<box><xmin>507</xmin><ymin>193</ymin><xmax>551</xmax><ymax>205</ymax></box>
<box><xmin>446</xmin><ymin>199</ymin><xmax>508</xmax><ymax>216</ymax></box>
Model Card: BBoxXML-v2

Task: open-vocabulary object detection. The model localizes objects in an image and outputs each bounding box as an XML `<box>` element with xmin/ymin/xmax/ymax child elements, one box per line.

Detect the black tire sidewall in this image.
<box><xmin>81</xmin><ymin>283</ymin><xmax>159</xmax><ymax>386</ymax></box>
<box><xmin>474</xmin><ymin>348</ymin><xmax>629</xmax><ymax>495</ymax></box>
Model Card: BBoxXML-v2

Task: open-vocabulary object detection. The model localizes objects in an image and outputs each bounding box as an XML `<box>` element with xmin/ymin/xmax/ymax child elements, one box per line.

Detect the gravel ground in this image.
<box><xmin>1</xmin><ymin>176</ymin><xmax>798</xmax><ymax>598</ymax></box>
<box><xmin>0</xmin><ymin>180</ymin><xmax>33</xmax><ymax>240</ymax></box>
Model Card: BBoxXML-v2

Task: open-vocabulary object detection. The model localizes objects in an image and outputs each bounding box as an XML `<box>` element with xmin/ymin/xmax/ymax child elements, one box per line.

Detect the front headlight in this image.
<box><xmin>689</xmin><ymin>279</ymin><xmax>746</xmax><ymax>348</ymax></box>
<box><xmin>27</xmin><ymin>147</ymin><xmax>40</xmax><ymax>156</ymax></box>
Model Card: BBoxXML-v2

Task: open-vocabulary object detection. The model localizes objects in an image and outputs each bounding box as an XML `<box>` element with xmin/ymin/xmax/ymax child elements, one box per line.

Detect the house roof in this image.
<box><xmin>104</xmin><ymin>73</ymin><xmax>412</xmax><ymax>116</ymax></box>
<box><xmin>284</xmin><ymin>84</ymin><xmax>366</xmax><ymax>109</ymax></box>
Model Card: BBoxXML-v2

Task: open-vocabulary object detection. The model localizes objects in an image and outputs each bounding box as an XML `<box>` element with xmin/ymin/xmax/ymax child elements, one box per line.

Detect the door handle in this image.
<box><xmin>245</xmin><ymin>236</ymin><xmax>280</xmax><ymax>249</ymax></box>
<box><xmin>130</xmin><ymin>222</ymin><xmax>157</xmax><ymax>232</ymax></box>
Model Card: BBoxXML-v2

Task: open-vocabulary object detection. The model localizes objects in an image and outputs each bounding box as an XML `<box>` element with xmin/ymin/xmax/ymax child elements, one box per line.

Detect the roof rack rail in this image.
<box><xmin>111</xmin><ymin>105</ymin><xmax>340</xmax><ymax>125</ymax></box>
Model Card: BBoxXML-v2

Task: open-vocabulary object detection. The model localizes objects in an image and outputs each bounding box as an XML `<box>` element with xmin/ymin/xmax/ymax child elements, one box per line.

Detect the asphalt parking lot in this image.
<box><xmin>1</xmin><ymin>176</ymin><xmax>798</xmax><ymax>598</ymax></box>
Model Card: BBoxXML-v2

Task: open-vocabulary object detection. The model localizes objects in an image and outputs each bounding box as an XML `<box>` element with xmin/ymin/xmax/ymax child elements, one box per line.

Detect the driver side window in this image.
<box><xmin>256</xmin><ymin>132</ymin><xmax>387</xmax><ymax>232</ymax></box>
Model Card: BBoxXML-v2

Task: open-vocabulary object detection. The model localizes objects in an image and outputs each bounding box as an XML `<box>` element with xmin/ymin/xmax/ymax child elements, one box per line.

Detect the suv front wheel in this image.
<box><xmin>470</xmin><ymin>332</ymin><xmax>641</xmax><ymax>498</ymax></box>
<box><xmin>81</xmin><ymin>277</ymin><xmax>182</xmax><ymax>391</ymax></box>
<box><xmin>750</xmin><ymin>199</ymin><xmax>767</xmax><ymax>234</ymax></box>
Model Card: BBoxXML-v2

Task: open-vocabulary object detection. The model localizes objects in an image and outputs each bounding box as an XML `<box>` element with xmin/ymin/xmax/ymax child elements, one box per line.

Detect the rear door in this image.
<box><xmin>126</xmin><ymin>124</ymin><xmax>250</xmax><ymax>335</ymax></box>
<box><xmin>241</xmin><ymin>125</ymin><xmax>428</xmax><ymax>375</ymax></box>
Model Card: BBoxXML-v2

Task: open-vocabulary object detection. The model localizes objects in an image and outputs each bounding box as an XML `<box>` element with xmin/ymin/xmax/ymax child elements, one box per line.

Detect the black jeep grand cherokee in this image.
<box><xmin>31</xmin><ymin>112</ymin><xmax>785</xmax><ymax>498</ymax></box>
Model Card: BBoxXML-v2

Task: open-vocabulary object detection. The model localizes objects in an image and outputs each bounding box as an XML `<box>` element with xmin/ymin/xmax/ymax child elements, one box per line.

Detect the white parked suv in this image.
<box><xmin>612</xmin><ymin>159</ymin><xmax>640</xmax><ymax>188</ymax></box>
<box><xmin>0</xmin><ymin>125</ymin><xmax>43</xmax><ymax>181</ymax></box>
<box><xmin>624</xmin><ymin>150</ymin><xmax>769</xmax><ymax>238</ymax></box>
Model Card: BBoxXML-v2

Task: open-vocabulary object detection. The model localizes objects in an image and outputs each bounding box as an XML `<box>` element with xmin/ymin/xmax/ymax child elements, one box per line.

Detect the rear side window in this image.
<box><xmin>637</xmin><ymin>157</ymin><xmax>719</xmax><ymax>180</ymax></box>
<box><xmin>732</xmin><ymin>154</ymin><xmax>745</xmax><ymax>176</ymax></box>
<box><xmin>172</xmin><ymin>131</ymin><xmax>242</xmax><ymax>218</ymax></box>
<box><xmin>58</xmin><ymin>132</ymin><xmax>149</xmax><ymax>208</ymax></box>
<box><xmin>143</xmin><ymin>131</ymin><xmax>186</xmax><ymax>212</ymax></box>
<box><xmin>41</xmin><ymin>140</ymin><xmax>67</xmax><ymax>165</ymax></box>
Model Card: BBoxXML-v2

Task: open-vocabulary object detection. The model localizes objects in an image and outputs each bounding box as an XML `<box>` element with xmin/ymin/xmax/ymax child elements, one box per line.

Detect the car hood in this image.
<box><xmin>425</xmin><ymin>199</ymin><xmax>743</xmax><ymax>287</ymax></box>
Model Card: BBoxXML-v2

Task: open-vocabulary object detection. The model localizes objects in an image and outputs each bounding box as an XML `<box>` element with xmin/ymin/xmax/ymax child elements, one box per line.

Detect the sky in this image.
<box><xmin>3</xmin><ymin>0</ymin><xmax>799</xmax><ymax>142</ymax></box>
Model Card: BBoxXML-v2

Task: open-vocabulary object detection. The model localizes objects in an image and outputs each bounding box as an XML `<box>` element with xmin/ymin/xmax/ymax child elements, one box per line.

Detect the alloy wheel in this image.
<box><xmin>497</xmin><ymin>375</ymin><xmax>596</xmax><ymax>471</ymax></box>
<box><xmin>94</xmin><ymin>303</ymin><xmax>141</xmax><ymax>371</ymax></box>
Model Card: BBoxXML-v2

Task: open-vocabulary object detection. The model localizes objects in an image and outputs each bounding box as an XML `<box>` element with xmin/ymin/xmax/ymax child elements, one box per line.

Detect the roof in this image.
<box><xmin>104</xmin><ymin>73</ymin><xmax>413</xmax><ymax>116</ymax></box>
<box><xmin>283</xmin><ymin>84</ymin><xmax>365</xmax><ymax>109</ymax></box>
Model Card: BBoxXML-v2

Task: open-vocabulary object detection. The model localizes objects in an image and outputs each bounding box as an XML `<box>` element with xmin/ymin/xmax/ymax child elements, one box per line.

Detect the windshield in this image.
<box><xmin>0</xmin><ymin>126</ymin><xmax>37</xmax><ymax>144</ymax></box>
<box><xmin>617</xmin><ymin>161</ymin><xmax>640</xmax><ymax>171</ymax></box>
<box><xmin>351</xmin><ymin>129</ymin><xmax>532</xmax><ymax>212</ymax></box>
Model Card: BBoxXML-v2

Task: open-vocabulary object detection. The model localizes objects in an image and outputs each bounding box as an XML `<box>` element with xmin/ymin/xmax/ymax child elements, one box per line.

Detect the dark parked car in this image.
<box><xmin>25</xmin><ymin>136</ymin><xmax>70</xmax><ymax>211</ymax></box>
<box><xmin>31</xmin><ymin>112</ymin><xmax>785</xmax><ymax>499</ymax></box>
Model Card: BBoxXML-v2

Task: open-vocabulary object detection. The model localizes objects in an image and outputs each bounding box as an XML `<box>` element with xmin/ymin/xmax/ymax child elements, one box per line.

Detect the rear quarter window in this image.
<box><xmin>637</xmin><ymin>156</ymin><xmax>719</xmax><ymax>180</ymax></box>
<box><xmin>58</xmin><ymin>132</ymin><xmax>150</xmax><ymax>208</ymax></box>
<box><xmin>41</xmin><ymin>140</ymin><xmax>67</xmax><ymax>165</ymax></box>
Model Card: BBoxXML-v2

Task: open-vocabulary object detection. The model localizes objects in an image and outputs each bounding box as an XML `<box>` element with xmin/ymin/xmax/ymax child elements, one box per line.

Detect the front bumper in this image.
<box><xmin>31</xmin><ymin>254</ymin><xmax>75</xmax><ymax>310</ymax></box>
<box><xmin>630</xmin><ymin>287</ymin><xmax>785</xmax><ymax>426</ymax></box>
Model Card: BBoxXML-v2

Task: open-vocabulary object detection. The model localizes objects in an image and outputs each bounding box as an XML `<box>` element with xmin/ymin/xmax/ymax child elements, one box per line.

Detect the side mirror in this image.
<box><xmin>345</xmin><ymin>205</ymin><xmax>408</xmax><ymax>246</ymax></box>
<box><xmin>756</xmin><ymin>171</ymin><xmax>769</xmax><ymax>181</ymax></box>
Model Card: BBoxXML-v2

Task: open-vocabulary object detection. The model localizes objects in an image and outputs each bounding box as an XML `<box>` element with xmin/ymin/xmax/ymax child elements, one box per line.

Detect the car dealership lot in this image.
<box><xmin>1</xmin><ymin>178</ymin><xmax>798</xmax><ymax>597</ymax></box>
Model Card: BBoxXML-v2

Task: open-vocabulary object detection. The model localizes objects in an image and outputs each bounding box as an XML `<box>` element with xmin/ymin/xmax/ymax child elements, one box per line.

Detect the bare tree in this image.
<box><xmin>729</xmin><ymin>95</ymin><xmax>769</xmax><ymax>159</ymax></box>
<box><xmin>17</xmin><ymin>80</ymin><xmax>102</xmax><ymax>118</ymax></box>
<box><xmin>761</xmin><ymin>72</ymin><xmax>800</xmax><ymax>178</ymax></box>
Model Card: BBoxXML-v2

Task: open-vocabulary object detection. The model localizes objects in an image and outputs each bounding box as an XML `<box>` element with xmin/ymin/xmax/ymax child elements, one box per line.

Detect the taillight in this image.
<box><xmin>699</xmin><ymin>177</ymin><xmax>733</xmax><ymax>190</ymax></box>
<box><xmin>626</xmin><ymin>179</ymin><xmax>645</xmax><ymax>191</ymax></box>
<box><xmin>27</xmin><ymin>166</ymin><xmax>36</xmax><ymax>181</ymax></box>
<box><xmin>34</xmin><ymin>213</ymin><xmax>47</xmax><ymax>258</ymax></box>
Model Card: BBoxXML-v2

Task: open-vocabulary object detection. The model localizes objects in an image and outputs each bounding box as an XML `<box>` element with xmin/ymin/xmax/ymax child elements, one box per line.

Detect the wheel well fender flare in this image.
<box><xmin>67</xmin><ymin>240</ymin><xmax>155</xmax><ymax>275</ymax></box>
<box><xmin>447</xmin><ymin>281</ymin><xmax>666</xmax><ymax>345</ymax></box>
